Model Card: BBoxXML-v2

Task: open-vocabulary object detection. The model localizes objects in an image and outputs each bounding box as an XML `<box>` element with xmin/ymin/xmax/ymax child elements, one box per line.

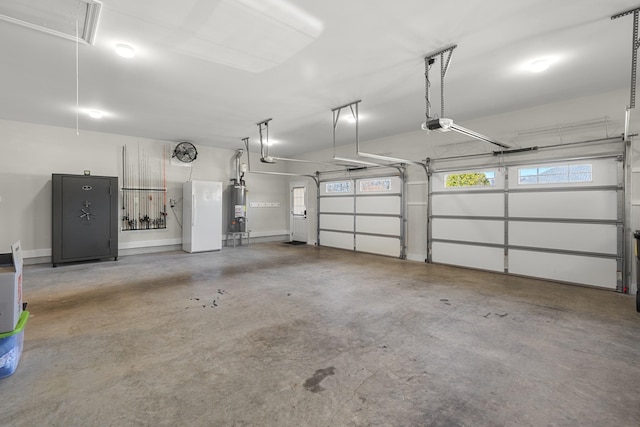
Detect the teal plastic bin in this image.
<box><xmin>0</xmin><ymin>311</ymin><xmax>29</xmax><ymax>379</ymax></box>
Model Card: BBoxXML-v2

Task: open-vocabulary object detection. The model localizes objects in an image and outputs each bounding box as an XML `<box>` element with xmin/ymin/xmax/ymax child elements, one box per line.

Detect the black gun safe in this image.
<box><xmin>52</xmin><ymin>174</ymin><xmax>118</xmax><ymax>266</ymax></box>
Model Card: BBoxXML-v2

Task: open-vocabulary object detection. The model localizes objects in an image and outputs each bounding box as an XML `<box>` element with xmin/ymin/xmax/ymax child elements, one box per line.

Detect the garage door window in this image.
<box><xmin>326</xmin><ymin>181</ymin><xmax>351</xmax><ymax>193</ymax></box>
<box><xmin>444</xmin><ymin>171</ymin><xmax>495</xmax><ymax>188</ymax></box>
<box><xmin>359</xmin><ymin>178</ymin><xmax>392</xmax><ymax>192</ymax></box>
<box><xmin>518</xmin><ymin>163</ymin><xmax>592</xmax><ymax>185</ymax></box>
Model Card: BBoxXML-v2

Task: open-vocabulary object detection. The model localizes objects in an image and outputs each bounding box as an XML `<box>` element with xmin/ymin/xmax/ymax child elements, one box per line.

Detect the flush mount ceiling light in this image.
<box><xmin>87</xmin><ymin>110</ymin><xmax>103</xmax><ymax>119</ymax></box>
<box><xmin>345</xmin><ymin>113</ymin><xmax>366</xmax><ymax>124</ymax></box>
<box><xmin>528</xmin><ymin>58</ymin><xmax>550</xmax><ymax>72</ymax></box>
<box><xmin>115</xmin><ymin>43</ymin><xmax>135</xmax><ymax>58</ymax></box>
<box><xmin>0</xmin><ymin>0</ymin><xmax>102</xmax><ymax>44</ymax></box>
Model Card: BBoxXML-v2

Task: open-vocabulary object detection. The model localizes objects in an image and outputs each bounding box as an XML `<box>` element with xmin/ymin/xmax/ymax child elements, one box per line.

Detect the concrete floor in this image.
<box><xmin>1</xmin><ymin>242</ymin><xmax>639</xmax><ymax>426</ymax></box>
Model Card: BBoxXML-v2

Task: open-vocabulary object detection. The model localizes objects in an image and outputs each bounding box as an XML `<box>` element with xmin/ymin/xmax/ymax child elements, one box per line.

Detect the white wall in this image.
<box><xmin>0</xmin><ymin>119</ymin><xmax>289</xmax><ymax>261</ymax></box>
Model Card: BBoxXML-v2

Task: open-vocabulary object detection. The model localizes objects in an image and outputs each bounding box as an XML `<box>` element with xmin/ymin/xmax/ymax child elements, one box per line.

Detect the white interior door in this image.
<box><xmin>290</xmin><ymin>182</ymin><xmax>307</xmax><ymax>242</ymax></box>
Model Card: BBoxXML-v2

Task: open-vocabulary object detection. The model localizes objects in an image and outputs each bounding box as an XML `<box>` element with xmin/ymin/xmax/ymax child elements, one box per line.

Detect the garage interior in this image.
<box><xmin>1</xmin><ymin>1</ymin><xmax>640</xmax><ymax>426</ymax></box>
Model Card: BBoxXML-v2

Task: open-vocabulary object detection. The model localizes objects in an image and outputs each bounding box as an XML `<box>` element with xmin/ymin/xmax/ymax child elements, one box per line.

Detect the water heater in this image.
<box><xmin>229</xmin><ymin>149</ymin><xmax>247</xmax><ymax>233</ymax></box>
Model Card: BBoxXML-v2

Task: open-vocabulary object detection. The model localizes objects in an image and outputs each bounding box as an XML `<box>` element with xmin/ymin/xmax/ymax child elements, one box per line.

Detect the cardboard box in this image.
<box><xmin>0</xmin><ymin>242</ymin><xmax>23</xmax><ymax>334</ymax></box>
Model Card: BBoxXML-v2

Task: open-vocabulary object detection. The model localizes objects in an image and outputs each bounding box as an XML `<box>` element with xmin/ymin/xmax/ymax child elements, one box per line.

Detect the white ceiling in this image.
<box><xmin>0</xmin><ymin>0</ymin><xmax>638</xmax><ymax>156</ymax></box>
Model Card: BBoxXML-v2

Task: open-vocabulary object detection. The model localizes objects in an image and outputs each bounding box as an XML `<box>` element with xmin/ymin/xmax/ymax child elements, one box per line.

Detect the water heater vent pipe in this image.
<box><xmin>233</xmin><ymin>148</ymin><xmax>245</xmax><ymax>184</ymax></box>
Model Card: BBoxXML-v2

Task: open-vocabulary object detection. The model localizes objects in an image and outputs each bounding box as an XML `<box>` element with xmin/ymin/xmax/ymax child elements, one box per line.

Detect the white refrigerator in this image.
<box><xmin>182</xmin><ymin>181</ymin><xmax>223</xmax><ymax>253</ymax></box>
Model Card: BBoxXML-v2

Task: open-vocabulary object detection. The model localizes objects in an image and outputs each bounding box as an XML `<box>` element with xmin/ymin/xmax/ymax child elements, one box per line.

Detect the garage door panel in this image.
<box><xmin>320</xmin><ymin>197</ymin><xmax>354</xmax><ymax>213</ymax></box>
<box><xmin>432</xmin><ymin>193</ymin><xmax>504</xmax><ymax>217</ymax></box>
<box><xmin>356</xmin><ymin>216</ymin><xmax>400</xmax><ymax>236</ymax></box>
<box><xmin>356</xmin><ymin>196</ymin><xmax>400</xmax><ymax>215</ymax></box>
<box><xmin>509</xmin><ymin>250</ymin><xmax>617</xmax><ymax>289</ymax></box>
<box><xmin>509</xmin><ymin>191</ymin><xmax>617</xmax><ymax>220</ymax></box>
<box><xmin>432</xmin><ymin>242</ymin><xmax>504</xmax><ymax>272</ymax></box>
<box><xmin>430</xmin><ymin>152</ymin><xmax>622</xmax><ymax>290</ymax></box>
<box><xmin>355</xmin><ymin>235</ymin><xmax>400</xmax><ymax>257</ymax></box>
<box><xmin>432</xmin><ymin>218</ymin><xmax>504</xmax><ymax>245</ymax></box>
<box><xmin>509</xmin><ymin>222</ymin><xmax>617</xmax><ymax>254</ymax></box>
<box><xmin>319</xmin><ymin>214</ymin><xmax>353</xmax><ymax>232</ymax></box>
<box><xmin>319</xmin><ymin>175</ymin><xmax>403</xmax><ymax>258</ymax></box>
<box><xmin>319</xmin><ymin>231</ymin><xmax>353</xmax><ymax>250</ymax></box>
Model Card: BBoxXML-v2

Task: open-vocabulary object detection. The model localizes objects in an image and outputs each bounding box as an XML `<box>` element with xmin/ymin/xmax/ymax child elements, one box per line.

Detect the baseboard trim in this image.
<box><xmin>21</xmin><ymin>230</ymin><xmax>292</xmax><ymax>264</ymax></box>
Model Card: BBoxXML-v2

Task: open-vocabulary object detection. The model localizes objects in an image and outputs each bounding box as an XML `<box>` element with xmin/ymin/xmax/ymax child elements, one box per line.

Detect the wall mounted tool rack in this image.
<box><xmin>121</xmin><ymin>145</ymin><xmax>167</xmax><ymax>231</ymax></box>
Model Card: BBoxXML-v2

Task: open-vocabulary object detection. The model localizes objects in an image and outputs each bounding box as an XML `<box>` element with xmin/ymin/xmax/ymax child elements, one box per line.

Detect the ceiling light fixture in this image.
<box><xmin>115</xmin><ymin>43</ymin><xmax>135</xmax><ymax>58</ymax></box>
<box><xmin>345</xmin><ymin>114</ymin><xmax>365</xmax><ymax>124</ymax></box>
<box><xmin>88</xmin><ymin>110</ymin><xmax>103</xmax><ymax>119</ymax></box>
<box><xmin>528</xmin><ymin>59</ymin><xmax>550</xmax><ymax>72</ymax></box>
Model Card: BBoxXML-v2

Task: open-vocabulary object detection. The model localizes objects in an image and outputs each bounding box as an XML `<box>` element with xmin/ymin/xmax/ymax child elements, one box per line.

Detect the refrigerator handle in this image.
<box><xmin>192</xmin><ymin>192</ymin><xmax>196</xmax><ymax>227</ymax></box>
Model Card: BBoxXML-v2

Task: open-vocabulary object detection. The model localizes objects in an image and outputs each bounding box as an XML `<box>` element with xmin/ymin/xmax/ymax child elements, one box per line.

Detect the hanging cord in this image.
<box><xmin>76</xmin><ymin>19</ymin><xmax>79</xmax><ymax>135</ymax></box>
<box><xmin>170</xmin><ymin>198</ymin><xmax>183</xmax><ymax>229</ymax></box>
<box><xmin>440</xmin><ymin>53</ymin><xmax>445</xmax><ymax>119</ymax></box>
<box><xmin>265</xmin><ymin>121</ymin><xmax>269</xmax><ymax>157</ymax></box>
<box><xmin>424</xmin><ymin>46</ymin><xmax>456</xmax><ymax>122</ymax></box>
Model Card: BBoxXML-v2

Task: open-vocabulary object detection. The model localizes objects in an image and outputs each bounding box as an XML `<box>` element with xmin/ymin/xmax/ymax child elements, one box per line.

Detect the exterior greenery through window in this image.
<box><xmin>445</xmin><ymin>171</ymin><xmax>495</xmax><ymax>188</ymax></box>
<box><xmin>518</xmin><ymin>164</ymin><xmax>592</xmax><ymax>184</ymax></box>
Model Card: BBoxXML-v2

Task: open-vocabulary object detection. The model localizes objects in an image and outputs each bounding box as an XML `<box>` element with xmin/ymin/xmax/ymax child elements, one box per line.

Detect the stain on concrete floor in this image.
<box><xmin>303</xmin><ymin>367</ymin><xmax>336</xmax><ymax>393</ymax></box>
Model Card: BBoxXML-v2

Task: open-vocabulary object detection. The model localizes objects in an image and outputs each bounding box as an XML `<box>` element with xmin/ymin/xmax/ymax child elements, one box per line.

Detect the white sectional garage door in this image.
<box><xmin>319</xmin><ymin>176</ymin><xmax>403</xmax><ymax>257</ymax></box>
<box><xmin>430</xmin><ymin>156</ymin><xmax>623</xmax><ymax>290</ymax></box>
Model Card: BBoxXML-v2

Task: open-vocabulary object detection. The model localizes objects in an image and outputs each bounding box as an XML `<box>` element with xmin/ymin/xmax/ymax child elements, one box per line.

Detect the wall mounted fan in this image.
<box><xmin>173</xmin><ymin>142</ymin><xmax>198</xmax><ymax>163</ymax></box>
